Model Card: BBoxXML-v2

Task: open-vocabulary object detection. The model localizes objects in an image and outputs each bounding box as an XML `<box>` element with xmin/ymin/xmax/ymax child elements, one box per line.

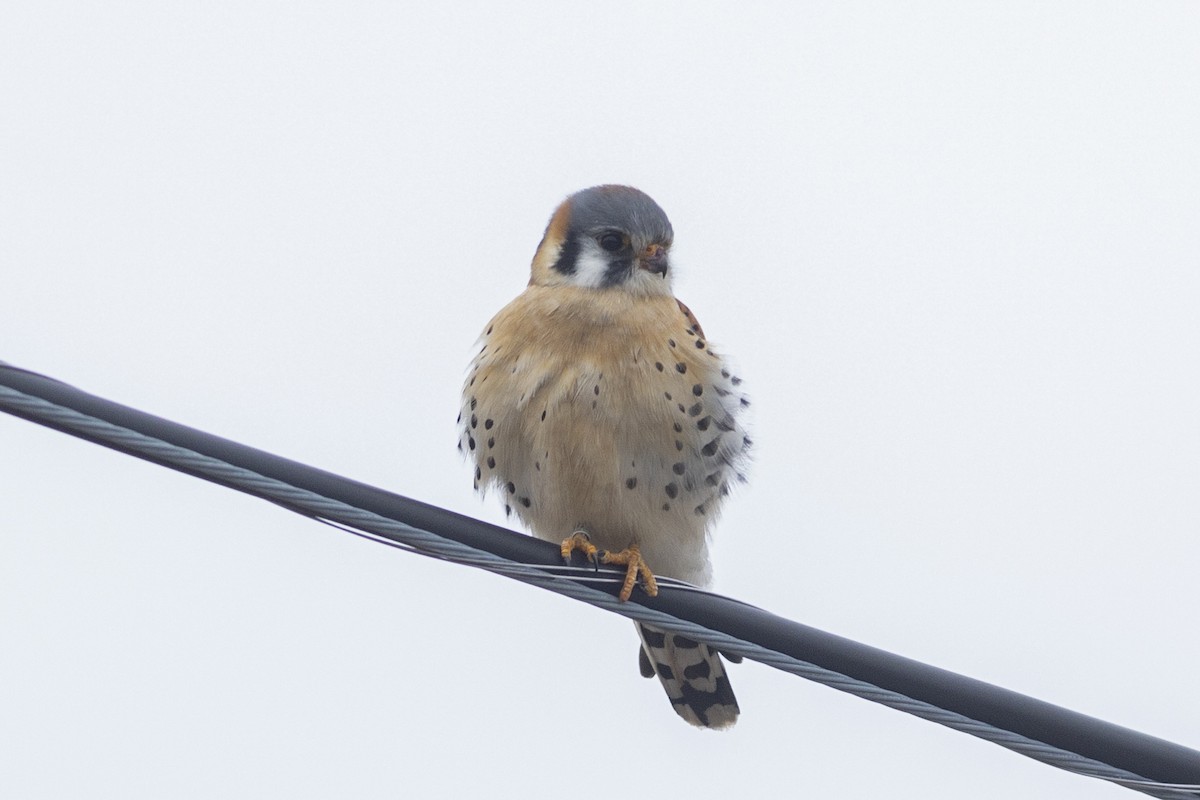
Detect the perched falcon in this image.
<box><xmin>459</xmin><ymin>185</ymin><xmax>751</xmax><ymax>729</ymax></box>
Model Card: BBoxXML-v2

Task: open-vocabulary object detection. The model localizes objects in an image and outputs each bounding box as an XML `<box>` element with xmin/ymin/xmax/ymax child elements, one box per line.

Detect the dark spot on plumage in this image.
<box><xmin>721</xmin><ymin>482</ymin><xmax>731</xmax><ymax>496</ymax></box>
<box><xmin>695</xmin><ymin>502</ymin><xmax>708</xmax><ymax>517</ymax></box>
<box><xmin>642</xmin><ymin>628</ymin><xmax>666</xmax><ymax>647</ymax></box>
<box><xmin>540</xmin><ymin>409</ymin><xmax>546</xmax><ymax>421</ymax></box>
<box><xmin>684</xmin><ymin>477</ymin><xmax>694</xmax><ymax>491</ymax></box>
<box><xmin>740</xmin><ymin>397</ymin><xmax>751</xmax><ymax>407</ymax></box>
<box><xmin>470</xmin><ymin>414</ymin><xmax>478</xmax><ymax>428</ymax></box>
<box><xmin>692</xmin><ymin>384</ymin><xmax>703</xmax><ymax>396</ymax></box>
<box><xmin>655</xmin><ymin>362</ymin><xmax>664</xmax><ymax>371</ymax></box>
<box><xmin>662</xmin><ymin>503</ymin><xmax>671</xmax><ymax>511</ymax></box>
<box><xmin>639</xmin><ymin>647</ymin><xmax>655</xmax><ymax>678</ymax></box>
<box><xmin>673</xmin><ymin>422</ymin><xmax>683</xmax><ymax>433</ymax></box>
<box><xmin>705</xmin><ymin>473</ymin><xmax>721</xmax><ymax>487</ymax></box>
<box><xmin>665</xmin><ymin>483</ymin><xmax>679</xmax><ymax>499</ymax></box>
<box><xmin>684</xmin><ymin>659</ymin><xmax>712</xmax><ymax>680</ymax></box>
<box><xmin>592</xmin><ymin>400</ymin><xmax>597</xmax><ymax>409</ymax></box>
<box><xmin>697</xmin><ymin>416</ymin><xmax>711</xmax><ymax>431</ymax></box>
<box><xmin>731</xmin><ymin>376</ymin><xmax>742</xmax><ymax>385</ymax></box>
<box><xmin>688</xmin><ymin>402</ymin><xmax>703</xmax><ymax>417</ymax></box>
<box><xmin>736</xmin><ymin>472</ymin><xmax>748</xmax><ymax>483</ymax></box>
<box><xmin>506</xmin><ymin>482</ymin><xmax>515</xmax><ymax>494</ymax></box>
<box><xmin>626</xmin><ymin>477</ymin><xmax>638</xmax><ymax>489</ymax></box>
<box><xmin>475</xmin><ymin>466</ymin><xmax>482</xmax><ymax>481</ymax></box>
<box><xmin>675</xmin><ymin>440</ymin><xmax>683</xmax><ymax>451</ymax></box>
<box><xmin>456</xmin><ymin>411</ymin><xmax>461</xmax><ymax>424</ymax></box>
<box><xmin>468</xmin><ymin>437</ymin><xmax>476</xmax><ymax>451</ymax></box>
<box><xmin>519</xmin><ymin>496</ymin><xmax>531</xmax><ymax>508</ymax></box>
<box><xmin>469</xmin><ymin>376</ymin><xmax>475</xmax><ymax>386</ymax></box>
<box><xmin>485</xmin><ymin>418</ymin><xmax>494</xmax><ymax>430</ymax></box>
<box><xmin>535</xmin><ymin>461</ymin><xmax>541</xmax><ymax>471</ymax></box>
<box><xmin>472</xmin><ymin>479</ymin><xmax>478</xmax><ymax>490</ymax></box>
<box><xmin>673</xmin><ymin>635</ymin><xmax>700</xmax><ymax>649</ymax></box>
<box><xmin>487</xmin><ymin>456</ymin><xmax>496</xmax><ymax>468</ymax></box>
<box><xmin>677</xmin><ymin>403</ymin><xmax>686</xmax><ymax>413</ymax></box>
<box><xmin>487</xmin><ymin>437</ymin><xmax>495</xmax><ymax>448</ymax></box>
<box><xmin>708</xmin><ymin>350</ymin><xmax>719</xmax><ymax>358</ymax></box>
<box><xmin>701</xmin><ymin>437</ymin><xmax>722</xmax><ymax>457</ymax></box>
<box><xmin>664</xmin><ymin>392</ymin><xmax>672</xmax><ymax>401</ymax></box>
<box><xmin>594</xmin><ymin>384</ymin><xmax>600</xmax><ymax>395</ymax></box>
<box><xmin>721</xmin><ymin>369</ymin><xmax>730</xmax><ymax>378</ymax></box>
<box><xmin>668</xmin><ymin>339</ymin><xmax>676</xmax><ymax>348</ymax></box>
<box><xmin>713</xmin><ymin>386</ymin><xmax>731</xmax><ymax>397</ymax></box>
<box><xmin>696</xmin><ymin>340</ymin><xmax>705</xmax><ymax>349</ymax></box>
<box><xmin>656</xmin><ymin>663</ymin><xmax>676</xmax><ymax>680</ymax></box>
<box><xmin>486</xmin><ymin>325</ymin><xmax>493</xmax><ymax>335</ymax></box>
<box><xmin>551</xmin><ymin>231</ymin><xmax>582</xmax><ymax>275</ymax></box>
<box><xmin>675</xmin><ymin>362</ymin><xmax>687</xmax><ymax>374</ymax></box>
<box><xmin>716</xmin><ymin>417</ymin><xmax>736</xmax><ymax>432</ymax></box>
<box><xmin>457</xmin><ymin>442</ymin><xmax>462</xmax><ymax>452</ymax></box>
<box><xmin>511</xmin><ymin>367</ymin><xmax>517</xmax><ymax>374</ymax></box>
<box><xmin>672</xmin><ymin>462</ymin><xmax>686</xmax><ymax>475</ymax></box>
<box><xmin>743</xmin><ymin>436</ymin><xmax>753</xmax><ymax>449</ymax></box>
<box><xmin>631</xmin><ymin>460</ymin><xmax>636</xmax><ymax>467</ymax></box>
<box><xmin>470</xmin><ymin>397</ymin><xmax>477</xmax><ymax>410</ymax></box>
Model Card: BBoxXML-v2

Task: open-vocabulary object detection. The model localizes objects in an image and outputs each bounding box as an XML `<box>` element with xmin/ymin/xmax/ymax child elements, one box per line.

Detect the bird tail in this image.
<box><xmin>635</xmin><ymin>623</ymin><xmax>739</xmax><ymax>729</ymax></box>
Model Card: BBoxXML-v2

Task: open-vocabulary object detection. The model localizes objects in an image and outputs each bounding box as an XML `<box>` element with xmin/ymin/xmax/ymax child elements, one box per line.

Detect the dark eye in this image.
<box><xmin>598</xmin><ymin>231</ymin><xmax>625</xmax><ymax>252</ymax></box>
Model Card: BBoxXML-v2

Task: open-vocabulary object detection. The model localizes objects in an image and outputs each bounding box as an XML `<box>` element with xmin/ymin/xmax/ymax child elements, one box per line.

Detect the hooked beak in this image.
<box><xmin>638</xmin><ymin>244</ymin><xmax>669</xmax><ymax>277</ymax></box>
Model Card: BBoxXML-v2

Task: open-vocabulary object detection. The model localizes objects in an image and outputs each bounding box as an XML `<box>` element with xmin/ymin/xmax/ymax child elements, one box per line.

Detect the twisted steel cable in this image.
<box><xmin>2</xmin><ymin>365</ymin><xmax>1197</xmax><ymax>799</ymax></box>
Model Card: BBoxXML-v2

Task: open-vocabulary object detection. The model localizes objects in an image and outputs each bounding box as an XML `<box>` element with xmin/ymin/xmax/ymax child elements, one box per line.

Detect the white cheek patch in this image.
<box><xmin>573</xmin><ymin>241</ymin><xmax>617</xmax><ymax>289</ymax></box>
<box><xmin>569</xmin><ymin>240</ymin><xmax>675</xmax><ymax>297</ymax></box>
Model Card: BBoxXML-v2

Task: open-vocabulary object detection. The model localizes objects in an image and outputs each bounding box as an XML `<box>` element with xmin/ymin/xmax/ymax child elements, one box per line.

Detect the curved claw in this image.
<box><xmin>560</xmin><ymin>531</ymin><xmax>600</xmax><ymax>571</ymax></box>
<box><xmin>600</xmin><ymin>544</ymin><xmax>659</xmax><ymax>602</ymax></box>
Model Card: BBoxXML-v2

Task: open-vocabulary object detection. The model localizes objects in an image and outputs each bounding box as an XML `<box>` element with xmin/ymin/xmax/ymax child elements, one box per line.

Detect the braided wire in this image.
<box><xmin>1</xmin><ymin>383</ymin><xmax>1196</xmax><ymax>799</ymax></box>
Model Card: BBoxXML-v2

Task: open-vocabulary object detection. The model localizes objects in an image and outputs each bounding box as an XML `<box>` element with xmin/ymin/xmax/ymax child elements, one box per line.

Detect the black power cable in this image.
<box><xmin>2</xmin><ymin>361</ymin><xmax>1197</xmax><ymax>798</ymax></box>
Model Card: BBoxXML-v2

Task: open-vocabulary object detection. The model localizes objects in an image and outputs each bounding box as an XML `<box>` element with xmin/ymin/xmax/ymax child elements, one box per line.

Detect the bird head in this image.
<box><xmin>530</xmin><ymin>185</ymin><xmax>675</xmax><ymax>297</ymax></box>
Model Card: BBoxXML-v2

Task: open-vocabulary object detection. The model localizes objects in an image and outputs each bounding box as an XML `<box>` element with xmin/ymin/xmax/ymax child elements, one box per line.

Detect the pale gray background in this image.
<box><xmin>2</xmin><ymin>3</ymin><xmax>1198</xmax><ymax>798</ymax></box>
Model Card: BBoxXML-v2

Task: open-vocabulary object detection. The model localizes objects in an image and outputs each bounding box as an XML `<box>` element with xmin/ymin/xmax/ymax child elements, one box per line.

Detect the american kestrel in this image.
<box><xmin>459</xmin><ymin>185</ymin><xmax>751</xmax><ymax>729</ymax></box>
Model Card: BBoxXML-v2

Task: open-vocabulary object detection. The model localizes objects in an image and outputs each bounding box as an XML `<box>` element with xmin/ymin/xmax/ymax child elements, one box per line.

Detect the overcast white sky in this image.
<box><xmin>2</xmin><ymin>3</ymin><xmax>1198</xmax><ymax>798</ymax></box>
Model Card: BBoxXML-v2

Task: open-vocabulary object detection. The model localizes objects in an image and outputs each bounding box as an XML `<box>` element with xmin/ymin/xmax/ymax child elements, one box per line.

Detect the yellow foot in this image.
<box><xmin>561</xmin><ymin>531</ymin><xmax>600</xmax><ymax>567</ymax></box>
<box><xmin>601</xmin><ymin>544</ymin><xmax>659</xmax><ymax>602</ymax></box>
